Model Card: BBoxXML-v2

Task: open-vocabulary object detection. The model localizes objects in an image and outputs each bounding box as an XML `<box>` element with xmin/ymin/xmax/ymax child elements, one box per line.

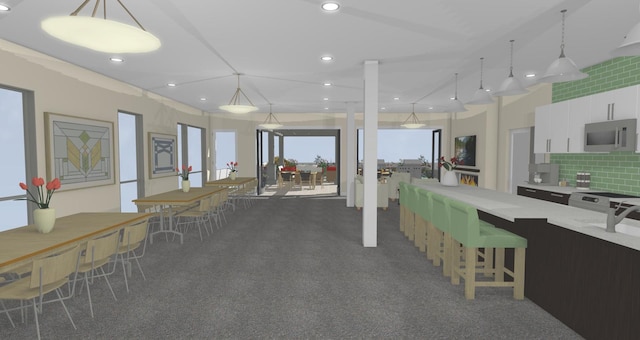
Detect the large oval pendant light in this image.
<box><xmin>41</xmin><ymin>0</ymin><xmax>160</xmax><ymax>54</ymax></box>
<box><xmin>219</xmin><ymin>73</ymin><xmax>259</xmax><ymax>114</ymax></box>
<box><xmin>401</xmin><ymin>103</ymin><xmax>425</xmax><ymax>129</ymax></box>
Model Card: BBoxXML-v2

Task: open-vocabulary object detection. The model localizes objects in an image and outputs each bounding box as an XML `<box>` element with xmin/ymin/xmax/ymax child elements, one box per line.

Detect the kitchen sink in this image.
<box><xmin>588</xmin><ymin>222</ymin><xmax>640</xmax><ymax>237</ymax></box>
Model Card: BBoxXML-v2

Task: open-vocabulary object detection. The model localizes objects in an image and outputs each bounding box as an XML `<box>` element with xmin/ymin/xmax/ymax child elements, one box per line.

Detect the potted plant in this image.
<box><xmin>17</xmin><ymin>177</ymin><xmax>61</xmax><ymax>233</ymax></box>
<box><xmin>176</xmin><ymin>165</ymin><xmax>192</xmax><ymax>192</ymax></box>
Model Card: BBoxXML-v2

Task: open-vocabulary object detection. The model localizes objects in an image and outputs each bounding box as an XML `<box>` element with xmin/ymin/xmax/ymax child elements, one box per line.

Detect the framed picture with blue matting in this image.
<box><xmin>149</xmin><ymin>132</ymin><xmax>177</xmax><ymax>179</ymax></box>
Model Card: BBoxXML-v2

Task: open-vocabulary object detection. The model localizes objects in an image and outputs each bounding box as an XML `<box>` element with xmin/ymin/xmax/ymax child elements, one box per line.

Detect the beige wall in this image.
<box><xmin>2</xmin><ymin>37</ymin><xmax>554</xmax><ymax>220</ymax></box>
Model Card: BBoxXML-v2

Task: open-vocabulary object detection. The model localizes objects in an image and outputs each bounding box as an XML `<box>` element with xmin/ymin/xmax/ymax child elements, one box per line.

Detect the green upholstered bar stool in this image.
<box><xmin>415</xmin><ymin>188</ymin><xmax>432</xmax><ymax>254</ymax></box>
<box><xmin>406</xmin><ymin>185</ymin><xmax>421</xmax><ymax>243</ymax></box>
<box><xmin>398</xmin><ymin>182</ymin><xmax>410</xmax><ymax>234</ymax></box>
<box><xmin>448</xmin><ymin>199</ymin><xmax>528</xmax><ymax>300</ymax></box>
<box><xmin>430</xmin><ymin>192</ymin><xmax>453</xmax><ymax>277</ymax></box>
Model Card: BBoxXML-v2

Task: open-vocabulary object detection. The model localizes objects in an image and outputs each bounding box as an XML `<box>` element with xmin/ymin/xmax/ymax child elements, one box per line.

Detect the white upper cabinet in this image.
<box><xmin>534</xmin><ymin>101</ymin><xmax>569</xmax><ymax>153</ymax></box>
<box><xmin>589</xmin><ymin>85</ymin><xmax>638</xmax><ymax>122</ymax></box>
<box><xmin>566</xmin><ymin>96</ymin><xmax>592</xmax><ymax>153</ymax></box>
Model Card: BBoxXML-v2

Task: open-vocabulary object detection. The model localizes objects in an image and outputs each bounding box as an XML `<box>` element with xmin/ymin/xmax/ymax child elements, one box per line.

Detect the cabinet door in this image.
<box><xmin>566</xmin><ymin>96</ymin><xmax>591</xmax><ymax>153</ymax></box>
<box><xmin>548</xmin><ymin>101</ymin><xmax>569</xmax><ymax>153</ymax></box>
<box><xmin>590</xmin><ymin>85</ymin><xmax>638</xmax><ymax>122</ymax></box>
<box><xmin>534</xmin><ymin>104</ymin><xmax>553</xmax><ymax>153</ymax></box>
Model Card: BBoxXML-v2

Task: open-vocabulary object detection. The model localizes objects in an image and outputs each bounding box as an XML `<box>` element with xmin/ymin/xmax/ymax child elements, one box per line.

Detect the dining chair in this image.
<box><xmin>174</xmin><ymin>196</ymin><xmax>211</xmax><ymax>241</ymax></box>
<box><xmin>0</xmin><ymin>245</ymin><xmax>81</xmax><ymax>340</ymax></box>
<box><xmin>114</xmin><ymin>221</ymin><xmax>149</xmax><ymax>293</ymax></box>
<box><xmin>74</xmin><ymin>230</ymin><xmax>121</xmax><ymax>318</ymax></box>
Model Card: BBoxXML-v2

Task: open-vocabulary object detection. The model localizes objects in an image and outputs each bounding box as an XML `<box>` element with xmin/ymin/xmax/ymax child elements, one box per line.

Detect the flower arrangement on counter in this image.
<box><xmin>18</xmin><ymin>177</ymin><xmax>61</xmax><ymax>209</ymax></box>
<box><xmin>176</xmin><ymin>165</ymin><xmax>192</xmax><ymax>180</ymax></box>
<box><xmin>438</xmin><ymin>156</ymin><xmax>463</xmax><ymax>171</ymax></box>
<box><xmin>227</xmin><ymin>161</ymin><xmax>238</xmax><ymax>173</ymax></box>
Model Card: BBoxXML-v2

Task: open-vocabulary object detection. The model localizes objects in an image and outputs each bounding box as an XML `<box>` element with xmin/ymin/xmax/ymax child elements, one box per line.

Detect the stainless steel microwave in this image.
<box><xmin>584</xmin><ymin>119</ymin><xmax>637</xmax><ymax>152</ymax></box>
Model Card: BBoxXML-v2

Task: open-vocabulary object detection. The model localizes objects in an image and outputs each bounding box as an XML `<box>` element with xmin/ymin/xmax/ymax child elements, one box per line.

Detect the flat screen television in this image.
<box><xmin>454</xmin><ymin>135</ymin><xmax>476</xmax><ymax>167</ymax></box>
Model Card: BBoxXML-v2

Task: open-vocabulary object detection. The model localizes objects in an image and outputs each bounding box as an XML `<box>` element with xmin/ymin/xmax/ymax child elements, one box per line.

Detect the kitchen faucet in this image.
<box><xmin>606</xmin><ymin>202</ymin><xmax>640</xmax><ymax>233</ymax></box>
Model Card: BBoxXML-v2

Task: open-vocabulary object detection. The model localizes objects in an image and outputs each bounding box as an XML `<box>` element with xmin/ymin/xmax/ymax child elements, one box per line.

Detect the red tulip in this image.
<box><xmin>50</xmin><ymin>178</ymin><xmax>61</xmax><ymax>190</ymax></box>
<box><xmin>188</xmin><ymin>165</ymin><xmax>192</xmax><ymax>171</ymax></box>
<box><xmin>32</xmin><ymin>177</ymin><xmax>45</xmax><ymax>186</ymax></box>
<box><xmin>234</xmin><ymin>162</ymin><xmax>238</xmax><ymax>166</ymax></box>
<box><xmin>19</xmin><ymin>182</ymin><xmax>28</xmax><ymax>190</ymax></box>
<box><xmin>176</xmin><ymin>167</ymin><xmax>180</xmax><ymax>172</ymax></box>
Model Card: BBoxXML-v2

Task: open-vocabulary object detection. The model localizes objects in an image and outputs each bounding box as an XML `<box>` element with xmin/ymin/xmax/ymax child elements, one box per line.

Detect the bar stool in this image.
<box><xmin>409</xmin><ymin>186</ymin><xmax>426</xmax><ymax>250</ymax></box>
<box><xmin>416</xmin><ymin>188</ymin><xmax>433</xmax><ymax>258</ymax></box>
<box><xmin>430</xmin><ymin>192</ymin><xmax>452</xmax><ymax>277</ymax></box>
<box><xmin>448</xmin><ymin>199</ymin><xmax>527</xmax><ymax>300</ymax></box>
<box><xmin>398</xmin><ymin>182</ymin><xmax>410</xmax><ymax>234</ymax></box>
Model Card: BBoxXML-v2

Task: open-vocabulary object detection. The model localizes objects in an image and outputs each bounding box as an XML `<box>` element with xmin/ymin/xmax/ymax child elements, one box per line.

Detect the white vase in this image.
<box><xmin>441</xmin><ymin>170</ymin><xmax>459</xmax><ymax>187</ymax></box>
<box><xmin>230</xmin><ymin>172</ymin><xmax>237</xmax><ymax>180</ymax></box>
<box><xmin>182</xmin><ymin>179</ymin><xmax>191</xmax><ymax>192</ymax></box>
<box><xmin>33</xmin><ymin>208</ymin><xmax>56</xmax><ymax>233</ymax></box>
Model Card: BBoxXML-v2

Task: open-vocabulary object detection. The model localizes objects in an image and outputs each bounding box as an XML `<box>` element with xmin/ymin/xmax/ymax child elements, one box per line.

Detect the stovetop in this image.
<box><xmin>586</xmin><ymin>192</ymin><xmax>640</xmax><ymax>199</ymax></box>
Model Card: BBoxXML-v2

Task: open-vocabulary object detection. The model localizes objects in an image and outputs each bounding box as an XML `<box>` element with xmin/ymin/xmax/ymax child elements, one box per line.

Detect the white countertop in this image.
<box><xmin>415</xmin><ymin>183</ymin><xmax>640</xmax><ymax>251</ymax></box>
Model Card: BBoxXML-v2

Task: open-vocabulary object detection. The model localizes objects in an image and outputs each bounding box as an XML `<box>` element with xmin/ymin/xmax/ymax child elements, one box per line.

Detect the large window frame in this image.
<box><xmin>178</xmin><ymin>123</ymin><xmax>206</xmax><ymax>185</ymax></box>
<box><xmin>118</xmin><ymin>111</ymin><xmax>144</xmax><ymax>212</ymax></box>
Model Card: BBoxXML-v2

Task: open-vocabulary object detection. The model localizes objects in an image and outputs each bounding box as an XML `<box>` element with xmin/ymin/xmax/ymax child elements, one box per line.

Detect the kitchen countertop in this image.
<box><xmin>518</xmin><ymin>182</ymin><xmax>640</xmax><ymax>206</ymax></box>
<box><xmin>415</xmin><ymin>182</ymin><xmax>640</xmax><ymax>251</ymax></box>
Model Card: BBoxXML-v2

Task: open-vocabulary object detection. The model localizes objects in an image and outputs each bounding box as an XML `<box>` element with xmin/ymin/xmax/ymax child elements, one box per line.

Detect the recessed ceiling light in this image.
<box><xmin>393</xmin><ymin>97</ymin><xmax>400</xmax><ymax>101</ymax></box>
<box><xmin>485</xmin><ymin>88</ymin><xmax>491</xmax><ymax>92</ymax></box>
<box><xmin>200</xmin><ymin>97</ymin><xmax>207</xmax><ymax>101</ymax></box>
<box><xmin>525</xmin><ymin>73</ymin><xmax>536</xmax><ymax>78</ymax></box>
<box><xmin>0</xmin><ymin>4</ymin><xmax>10</xmax><ymax>11</ymax></box>
<box><xmin>323</xmin><ymin>82</ymin><xmax>332</xmax><ymax>87</ymax></box>
<box><xmin>109</xmin><ymin>57</ymin><xmax>124</xmax><ymax>62</ymax></box>
<box><xmin>450</xmin><ymin>96</ymin><xmax>455</xmax><ymax>100</ymax></box>
<box><xmin>321</xmin><ymin>2</ymin><xmax>340</xmax><ymax>11</ymax></box>
<box><xmin>167</xmin><ymin>83</ymin><xmax>176</xmax><ymax>87</ymax></box>
<box><xmin>320</xmin><ymin>55</ymin><xmax>333</xmax><ymax>61</ymax></box>
<box><xmin>324</xmin><ymin>107</ymin><xmax>329</xmax><ymax>110</ymax></box>
<box><xmin>381</xmin><ymin>107</ymin><xmax>386</xmax><ymax>110</ymax></box>
<box><xmin>323</xmin><ymin>98</ymin><xmax>329</xmax><ymax>101</ymax></box>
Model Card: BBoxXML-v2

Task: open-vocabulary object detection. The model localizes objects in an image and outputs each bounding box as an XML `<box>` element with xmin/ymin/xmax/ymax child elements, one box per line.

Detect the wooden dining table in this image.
<box><xmin>0</xmin><ymin>212</ymin><xmax>151</xmax><ymax>274</ymax></box>
<box><xmin>205</xmin><ymin>177</ymin><xmax>255</xmax><ymax>189</ymax></box>
<box><xmin>132</xmin><ymin>186</ymin><xmax>226</xmax><ymax>244</ymax></box>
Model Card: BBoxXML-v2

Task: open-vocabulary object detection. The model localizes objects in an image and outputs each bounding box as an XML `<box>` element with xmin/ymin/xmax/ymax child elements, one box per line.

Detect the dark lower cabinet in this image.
<box><xmin>517</xmin><ymin>186</ymin><xmax>570</xmax><ymax>205</ymax></box>
<box><xmin>479</xmin><ymin>211</ymin><xmax>640</xmax><ymax>340</ymax></box>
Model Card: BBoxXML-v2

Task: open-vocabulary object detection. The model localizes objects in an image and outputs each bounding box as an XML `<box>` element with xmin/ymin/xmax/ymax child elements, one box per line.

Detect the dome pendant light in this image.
<box><xmin>540</xmin><ymin>9</ymin><xmax>588</xmax><ymax>83</ymax></box>
<box><xmin>466</xmin><ymin>57</ymin><xmax>494</xmax><ymax>105</ymax></box>
<box><xmin>259</xmin><ymin>104</ymin><xmax>283</xmax><ymax>130</ymax></box>
<box><xmin>443</xmin><ymin>73</ymin><xmax>467</xmax><ymax>113</ymax></box>
<box><xmin>612</xmin><ymin>3</ymin><xmax>640</xmax><ymax>56</ymax></box>
<box><xmin>41</xmin><ymin>0</ymin><xmax>161</xmax><ymax>53</ymax></box>
<box><xmin>401</xmin><ymin>104</ymin><xmax>425</xmax><ymax>129</ymax></box>
<box><xmin>219</xmin><ymin>73</ymin><xmax>259</xmax><ymax>114</ymax></box>
<box><xmin>494</xmin><ymin>40</ymin><xmax>528</xmax><ymax>97</ymax></box>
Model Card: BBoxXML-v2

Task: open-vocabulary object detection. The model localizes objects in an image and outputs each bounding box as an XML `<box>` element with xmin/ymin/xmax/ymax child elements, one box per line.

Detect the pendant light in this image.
<box><xmin>612</xmin><ymin>3</ymin><xmax>640</xmax><ymax>56</ymax></box>
<box><xmin>259</xmin><ymin>104</ymin><xmax>283</xmax><ymax>130</ymax></box>
<box><xmin>466</xmin><ymin>57</ymin><xmax>494</xmax><ymax>105</ymax></box>
<box><xmin>401</xmin><ymin>104</ymin><xmax>425</xmax><ymax>129</ymax></box>
<box><xmin>41</xmin><ymin>0</ymin><xmax>160</xmax><ymax>53</ymax></box>
<box><xmin>494</xmin><ymin>40</ymin><xmax>528</xmax><ymax>97</ymax></box>
<box><xmin>540</xmin><ymin>10</ymin><xmax>588</xmax><ymax>83</ymax></box>
<box><xmin>442</xmin><ymin>73</ymin><xmax>467</xmax><ymax>113</ymax></box>
<box><xmin>219</xmin><ymin>73</ymin><xmax>259</xmax><ymax>114</ymax></box>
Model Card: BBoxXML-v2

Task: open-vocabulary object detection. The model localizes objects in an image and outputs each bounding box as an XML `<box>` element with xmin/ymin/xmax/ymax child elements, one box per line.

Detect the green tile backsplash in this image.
<box><xmin>552</xmin><ymin>56</ymin><xmax>640</xmax><ymax>103</ymax></box>
<box><xmin>548</xmin><ymin>57</ymin><xmax>640</xmax><ymax>195</ymax></box>
<box><xmin>550</xmin><ymin>152</ymin><xmax>640</xmax><ymax>195</ymax></box>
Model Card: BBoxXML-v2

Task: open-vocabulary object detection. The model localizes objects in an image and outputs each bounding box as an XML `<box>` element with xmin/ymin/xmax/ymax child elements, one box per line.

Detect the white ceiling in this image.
<box><xmin>0</xmin><ymin>0</ymin><xmax>638</xmax><ymax>115</ymax></box>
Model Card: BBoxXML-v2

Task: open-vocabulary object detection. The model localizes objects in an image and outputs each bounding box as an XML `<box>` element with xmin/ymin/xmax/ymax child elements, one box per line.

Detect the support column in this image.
<box><xmin>346</xmin><ymin>102</ymin><xmax>356</xmax><ymax>206</ymax></box>
<box><xmin>278</xmin><ymin>135</ymin><xmax>285</xmax><ymax>166</ymax></box>
<box><xmin>363</xmin><ymin>60</ymin><xmax>378</xmax><ymax>247</ymax></box>
<box><xmin>267</xmin><ymin>132</ymin><xmax>275</xmax><ymax>184</ymax></box>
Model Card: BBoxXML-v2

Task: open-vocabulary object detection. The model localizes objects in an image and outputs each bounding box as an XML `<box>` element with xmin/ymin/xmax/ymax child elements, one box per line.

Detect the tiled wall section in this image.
<box><xmin>550</xmin><ymin>152</ymin><xmax>640</xmax><ymax>195</ymax></box>
<box><xmin>552</xmin><ymin>56</ymin><xmax>640</xmax><ymax>103</ymax></box>
<box><xmin>549</xmin><ymin>57</ymin><xmax>640</xmax><ymax>194</ymax></box>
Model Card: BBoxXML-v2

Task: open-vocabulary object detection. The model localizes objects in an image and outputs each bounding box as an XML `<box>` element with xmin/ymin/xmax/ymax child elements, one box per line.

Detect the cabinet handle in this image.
<box><xmin>611</xmin><ymin>102</ymin><xmax>615</xmax><ymax>120</ymax></box>
<box><xmin>525</xmin><ymin>189</ymin><xmax>537</xmax><ymax>193</ymax></box>
<box><xmin>547</xmin><ymin>139</ymin><xmax>551</xmax><ymax>152</ymax></box>
<box><xmin>550</xmin><ymin>193</ymin><xmax>564</xmax><ymax>198</ymax></box>
<box><xmin>615</xmin><ymin>128</ymin><xmax>620</xmax><ymax>148</ymax></box>
<box><xmin>567</xmin><ymin>138</ymin><xmax>570</xmax><ymax>152</ymax></box>
<box><xmin>607</xmin><ymin>103</ymin><xmax>611</xmax><ymax>120</ymax></box>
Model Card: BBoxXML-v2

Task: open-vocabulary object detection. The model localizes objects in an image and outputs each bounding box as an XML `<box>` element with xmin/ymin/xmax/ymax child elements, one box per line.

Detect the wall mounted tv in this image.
<box><xmin>454</xmin><ymin>135</ymin><xmax>476</xmax><ymax>167</ymax></box>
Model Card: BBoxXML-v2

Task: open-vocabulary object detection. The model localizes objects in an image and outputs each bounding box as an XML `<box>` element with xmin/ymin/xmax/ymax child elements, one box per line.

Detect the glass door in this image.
<box><xmin>432</xmin><ymin>129</ymin><xmax>442</xmax><ymax>180</ymax></box>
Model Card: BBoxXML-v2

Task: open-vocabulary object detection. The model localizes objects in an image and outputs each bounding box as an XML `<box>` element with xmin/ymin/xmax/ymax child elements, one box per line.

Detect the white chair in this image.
<box><xmin>114</xmin><ymin>221</ymin><xmax>149</xmax><ymax>293</ymax></box>
<box><xmin>354</xmin><ymin>175</ymin><xmax>389</xmax><ymax>210</ymax></box>
<box><xmin>174</xmin><ymin>197</ymin><xmax>212</xmax><ymax>241</ymax></box>
<box><xmin>0</xmin><ymin>245</ymin><xmax>81</xmax><ymax>340</ymax></box>
<box><xmin>388</xmin><ymin>172</ymin><xmax>411</xmax><ymax>201</ymax></box>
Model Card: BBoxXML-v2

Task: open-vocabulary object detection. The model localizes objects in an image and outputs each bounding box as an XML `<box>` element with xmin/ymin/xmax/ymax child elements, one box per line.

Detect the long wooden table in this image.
<box><xmin>0</xmin><ymin>212</ymin><xmax>151</xmax><ymax>274</ymax></box>
<box><xmin>205</xmin><ymin>177</ymin><xmax>255</xmax><ymax>188</ymax></box>
<box><xmin>132</xmin><ymin>187</ymin><xmax>226</xmax><ymax>244</ymax></box>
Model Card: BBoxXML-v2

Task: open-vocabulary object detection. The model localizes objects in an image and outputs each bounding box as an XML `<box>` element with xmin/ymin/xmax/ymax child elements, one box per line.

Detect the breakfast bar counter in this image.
<box><xmin>413</xmin><ymin>183</ymin><xmax>640</xmax><ymax>339</ymax></box>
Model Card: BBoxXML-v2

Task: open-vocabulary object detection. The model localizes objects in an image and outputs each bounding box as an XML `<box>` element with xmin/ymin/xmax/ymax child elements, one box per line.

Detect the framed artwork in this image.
<box><xmin>149</xmin><ymin>132</ymin><xmax>178</xmax><ymax>179</ymax></box>
<box><xmin>454</xmin><ymin>135</ymin><xmax>477</xmax><ymax>167</ymax></box>
<box><xmin>44</xmin><ymin>112</ymin><xmax>115</xmax><ymax>191</ymax></box>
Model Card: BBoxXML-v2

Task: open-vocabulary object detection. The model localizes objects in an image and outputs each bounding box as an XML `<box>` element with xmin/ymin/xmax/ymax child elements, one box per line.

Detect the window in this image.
<box><xmin>118</xmin><ymin>111</ymin><xmax>143</xmax><ymax>212</ymax></box>
<box><xmin>214</xmin><ymin>131</ymin><xmax>236</xmax><ymax>179</ymax></box>
<box><xmin>0</xmin><ymin>86</ymin><xmax>36</xmax><ymax>231</ymax></box>
<box><xmin>178</xmin><ymin>124</ymin><xmax>205</xmax><ymax>186</ymax></box>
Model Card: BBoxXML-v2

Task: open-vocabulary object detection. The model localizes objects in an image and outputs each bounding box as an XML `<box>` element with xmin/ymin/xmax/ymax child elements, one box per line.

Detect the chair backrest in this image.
<box><xmin>30</xmin><ymin>245</ymin><xmax>80</xmax><ymax>289</ymax></box>
<box><xmin>407</xmin><ymin>185</ymin><xmax>421</xmax><ymax>213</ymax></box>
<box><xmin>416</xmin><ymin>189</ymin><xmax>432</xmax><ymax>221</ymax></box>
<box><xmin>121</xmin><ymin>221</ymin><xmax>149</xmax><ymax>252</ymax></box>
<box><xmin>197</xmin><ymin>195</ymin><xmax>211</xmax><ymax>212</ymax></box>
<box><xmin>82</xmin><ymin>231</ymin><xmax>120</xmax><ymax>265</ymax></box>
<box><xmin>447</xmin><ymin>199</ymin><xmax>482</xmax><ymax>246</ymax></box>
<box><xmin>209</xmin><ymin>193</ymin><xmax>220</xmax><ymax>209</ymax></box>
<box><xmin>430</xmin><ymin>192</ymin><xmax>451</xmax><ymax>233</ymax></box>
<box><xmin>398</xmin><ymin>181</ymin><xmax>410</xmax><ymax>206</ymax></box>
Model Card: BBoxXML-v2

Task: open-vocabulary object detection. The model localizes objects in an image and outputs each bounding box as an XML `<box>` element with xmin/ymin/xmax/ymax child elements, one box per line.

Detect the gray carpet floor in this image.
<box><xmin>0</xmin><ymin>195</ymin><xmax>583</xmax><ymax>339</ymax></box>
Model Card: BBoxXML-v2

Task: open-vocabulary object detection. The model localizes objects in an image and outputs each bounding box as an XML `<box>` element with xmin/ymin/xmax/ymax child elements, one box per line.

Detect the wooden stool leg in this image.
<box><xmin>514</xmin><ymin>248</ymin><xmax>526</xmax><ymax>300</ymax></box>
<box><xmin>425</xmin><ymin>222</ymin><xmax>434</xmax><ymax>260</ymax></box>
<box><xmin>443</xmin><ymin>233</ymin><xmax>452</xmax><ymax>277</ymax></box>
<box><xmin>464</xmin><ymin>246</ymin><xmax>477</xmax><ymax>299</ymax></box>
<box><xmin>400</xmin><ymin>206</ymin><xmax>405</xmax><ymax>232</ymax></box>
<box><xmin>494</xmin><ymin>248</ymin><xmax>505</xmax><ymax>282</ymax></box>
<box><xmin>483</xmin><ymin>248</ymin><xmax>494</xmax><ymax>277</ymax></box>
<box><xmin>407</xmin><ymin>213</ymin><xmax>415</xmax><ymax>241</ymax></box>
<box><xmin>451</xmin><ymin>241</ymin><xmax>462</xmax><ymax>285</ymax></box>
